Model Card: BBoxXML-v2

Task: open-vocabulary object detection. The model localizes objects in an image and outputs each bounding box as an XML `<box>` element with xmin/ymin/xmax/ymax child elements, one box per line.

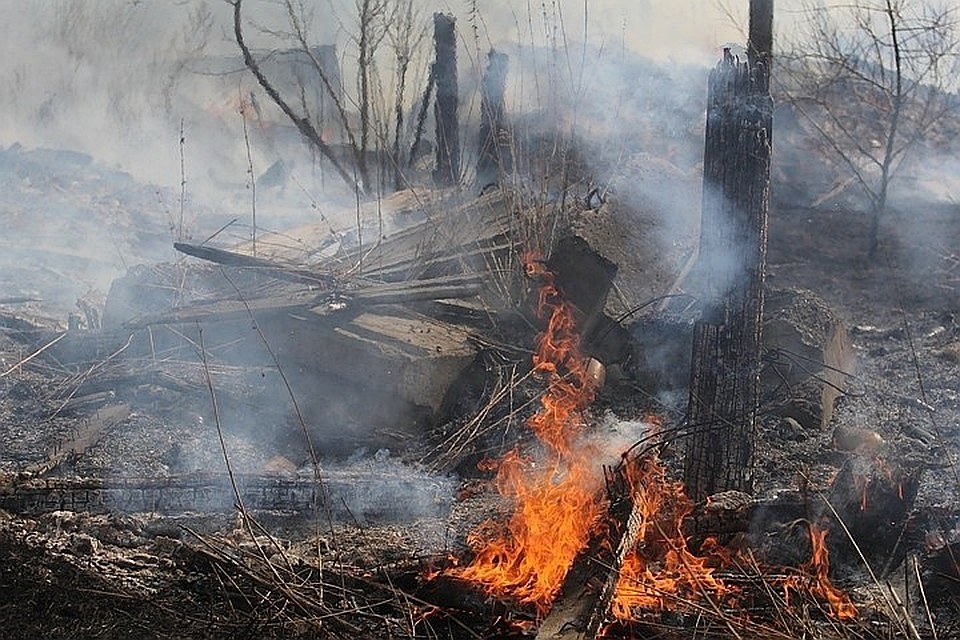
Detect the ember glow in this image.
<box><xmin>453</xmin><ymin>250</ymin><xmax>606</xmax><ymax>613</ymax></box>
<box><xmin>611</xmin><ymin>455</ymin><xmax>735</xmax><ymax>618</ymax></box>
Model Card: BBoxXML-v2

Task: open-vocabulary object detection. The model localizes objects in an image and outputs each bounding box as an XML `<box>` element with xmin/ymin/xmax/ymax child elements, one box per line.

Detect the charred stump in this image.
<box><xmin>683</xmin><ymin>10</ymin><xmax>773</xmax><ymax>501</ymax></box>
<box><xmin>477</xmin><ymin>49</ymin><xmax>510</xmax><ymax>189</ymax></box>
<box><xmin>824</xmin><ymin>457</ymin><xmax>921</xmax><ymax>576</ymax></box>
<box><xmin>432</xmin><ymin>13</ymin><xmax>460</xmax><ymax>186</ymax></box>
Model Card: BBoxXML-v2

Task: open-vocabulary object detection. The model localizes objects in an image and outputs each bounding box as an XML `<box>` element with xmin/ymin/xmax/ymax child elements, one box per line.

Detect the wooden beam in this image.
<box><xmin>748</xmin><ymin>0</ymin><xmax>774</xmax><ymax>66</ymax></box>
<box><xmin>432</xmin><ymin>13</ymin><xmax>460</xmax><ymax>186</ymax></box>
<box><xmin>683</xmin><ymin>44</ymin><xmax>774</xmax><ymax>500</ymax></box>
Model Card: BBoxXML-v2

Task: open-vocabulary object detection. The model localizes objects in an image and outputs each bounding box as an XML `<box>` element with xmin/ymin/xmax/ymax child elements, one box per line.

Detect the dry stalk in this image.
<box><xmin>913</xmin><ymin>555</ymin><xmax>938</xmax><ymax>640</ymax></box>
<box><xmin>420</xmin><ymin>365</ymin><xmax>543</xmax><ymax>472</ymax></box>
<box><xmin>44</xmin><ymin>333</ymin><xmax>134</xmax><ymax>420</ymax></box>
<box><xmin>0</xmin><ymin>332</ymin><xmax>67</xmax><ymax>378</ymax></box>
<box><xmin>815</xmin><ymin>487</ymin><xmax>923</xmax><ymax>640</ymax></box>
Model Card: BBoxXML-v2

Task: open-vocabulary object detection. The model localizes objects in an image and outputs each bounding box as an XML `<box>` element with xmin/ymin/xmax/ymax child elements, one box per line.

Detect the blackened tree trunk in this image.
<box><xmin>476</xmin><ymin>49</ymin><xmax>510</xmax><ymax>189</ymax></box>
<box><xmin>432</xmin><ymin>13</ymin><xmax>459</xmax><ymax>186</ymax></box>
<box><xmin>684</xmin><ymin>2</ymin><xmax>773</xmax><ymax>502</ymax></box>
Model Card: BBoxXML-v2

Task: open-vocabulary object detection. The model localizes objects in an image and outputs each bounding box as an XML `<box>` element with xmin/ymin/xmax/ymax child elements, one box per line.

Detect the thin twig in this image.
<box><xmin>1</xmin><ymin>332</ymin><xmax>67</xmax><ymax>377</ymax></box>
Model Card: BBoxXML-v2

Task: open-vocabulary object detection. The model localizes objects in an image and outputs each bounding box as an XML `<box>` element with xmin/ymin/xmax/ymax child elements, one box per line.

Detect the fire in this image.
<box><xmin>785</xmin><ymin>523</ymin><xmax>858</xmax><ymax>620</ymax></box>
<box><xmin>453</xmin><ymin>250</ymin><xmax>605</xmax><ymax>613</ymax></box>
<box><xmin>449</xmin><ymin>249</ymin><xmax>859</xmax><ymax>627</ymax></box>
<box><xmin>611</xmin><ymin>455</ymin><xmax>735</xmax><ymax>618</ymax></box>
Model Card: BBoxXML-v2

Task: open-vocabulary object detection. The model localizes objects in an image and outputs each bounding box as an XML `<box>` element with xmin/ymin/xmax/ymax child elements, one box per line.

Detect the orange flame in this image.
<box><xmin>611</xmin><ymin>455</ymin><xmax>735</xmax><ymax>618</ymax></box>
<box><xmin>784</xmin><ymin>523</ymin><xmax>858</xmax><ymax>620</ymax></box>
<box><xmin>453</xmin><ymin>250</ymin><xmax>605</xmax><ymax>613</ymax></box>
<box><xmin>450</xmin><ymin>250</ymin><xmax>859</xmax><ymax>628</ymax></box>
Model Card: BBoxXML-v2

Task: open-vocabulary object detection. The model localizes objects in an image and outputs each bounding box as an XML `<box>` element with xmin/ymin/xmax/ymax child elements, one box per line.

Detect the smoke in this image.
<box><xmin>16</xmin><ymin>1</ymin><xmax>953</xmax><ymax>531</ymax></box>
<box><xmin>0</xmin><ymin>1</ymin><xmax>214</xmax><ymax>185</ymax></box>
<box><xmin>0</xmin><ymin>1</ymin><xmax>739</xmax><ymax>183</ymax></box>
<box><xmin>587</xmin><ymin>410</ymin><xmax>651</xmax><ymax>463</ymax></box>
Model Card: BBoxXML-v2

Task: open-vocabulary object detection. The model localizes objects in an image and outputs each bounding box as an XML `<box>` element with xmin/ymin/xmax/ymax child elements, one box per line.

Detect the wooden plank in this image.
<box><xmin>174</xmin><ymin>241</ymin><xmax>337</xmax><ymax>287</ymax></box>
<box><xmin>0</xmin><ymin>470</ymin><xmax>452</xmax><ymax>523</ymax></box>
<box><xmin>18</xmin><ymin>404</ymin><xmax>132</xmax><ymax>478</ymax></box>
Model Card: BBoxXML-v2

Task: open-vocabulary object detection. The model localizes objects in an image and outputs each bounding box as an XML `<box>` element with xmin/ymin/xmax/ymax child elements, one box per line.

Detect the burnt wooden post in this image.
<box><xmin>748</xmin><ymin>0</ymin><xmax>773</xmax><ymax>67</ymax></box>
<box><xmin>684</xmin><ymin>0</ymin><xmax>773</xmax><ymax>502</ymax></box>
<box><xmin>432</xmin><ymin>13</ymin><xmax>460</xmax><ymax>186</ymax></box>
<box><xmin>477</xmin><ymin>48</ymin><xmax>510</xmax><ymax>188</ymax></box>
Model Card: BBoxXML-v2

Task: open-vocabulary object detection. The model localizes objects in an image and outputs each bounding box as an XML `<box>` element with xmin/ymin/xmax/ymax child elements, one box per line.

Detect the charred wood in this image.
<box><xmin>824</xmin><ymin>457</ymin><xmax>921</xmax><ymax>576</ymax></box>
<box><xmin>173</xmin><ymin>242</ymin><xmax>337</xmax><ymax>287</ymax></box>
<box><xmin>477</xmin><ymin>49</ymin><xmax>511</xmax><ymax>188</ymax></box>
<box><xmin>432</xmin><ymin>13</ymin><xmax>460</xmax><ymax>186</ymax></box>
<box><xmin>7</xmin><ymin>404</ymin><xmax>131</xmax><ymax>479</ymax></box>
<box><xmin>0</xmin><ymin>471</ymin><xmax>451</xmax><ymax>523</ymax></box>
<box><xmin>684</xmin><ymin>46</ymin><xmax>773</xmax><ymax>501</ymax></box>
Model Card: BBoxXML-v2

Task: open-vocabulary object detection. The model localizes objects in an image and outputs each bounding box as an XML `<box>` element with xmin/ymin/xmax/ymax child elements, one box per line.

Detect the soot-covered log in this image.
<box><xmin>824</xmin><ymin>456</ymin><xmax>921</xmax><ymax>576</ymax></box>
<box><xmin>477</xmin><ymin>49</ymin><xmax>510</xmax><ymax>188</ymax></box>
<box><xmin>432</xmin><ymin>13</ymin><xmax>459</xmax><ymax>186</ymax></box>
<box><xmin>684</xmin><ymin>41</ymin><xmax>774</xmax><ymax>501</ymax></box>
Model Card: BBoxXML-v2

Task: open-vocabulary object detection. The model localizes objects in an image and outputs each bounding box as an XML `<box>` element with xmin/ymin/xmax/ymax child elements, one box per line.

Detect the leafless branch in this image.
<box><xmin>231</xmin><ymin>0</ymin><xmax>359</xmax><ymax>194</ymax></box>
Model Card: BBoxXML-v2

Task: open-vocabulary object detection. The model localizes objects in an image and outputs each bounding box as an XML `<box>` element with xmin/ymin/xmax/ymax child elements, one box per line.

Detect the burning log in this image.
<box><xmin>446</xmin><ymin>250</ymin><xmax>610</xmax><ymax>619</ymax></box>
<box><xmin>533</xmin><ymin>461</ymin><xmax>656</xmax><ymax>639</ymax></box>
<box><xmin>823</xmin><ymin>456</ymin><xmax>921</xmax><ymax>575</ymax></box>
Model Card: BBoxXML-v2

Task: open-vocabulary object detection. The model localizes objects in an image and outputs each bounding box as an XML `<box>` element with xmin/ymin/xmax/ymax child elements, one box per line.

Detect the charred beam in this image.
<box><xmin>432</xmin><ymin>13</ymin><xmax>460</xmax><ymax>186</ymax></box>
<box><xmin>0</xmin><ymin>471</ymin><xmax>451</xmax><ymax>523</ymax></box>
<box><xmin>13</xmin><ymin>404</ymin><xmax>132</xmax><ymax>479</ymax></box>
<box><xmin>173</xmin><ymin>242</ymin><xmax>337</xmax><ymax>287</ymax></box>
<box><xmin>748</xmin><ymin>0</ymin><xmax>773</xmax><ymax>67</ymax></box>
<box><xmin>477</xmin><ymin>49</ymin><xmax>510</xmax><ymax>188</ymax></box>
<box><xmin>683</xmin><ymin>32</ymin><xmax>773</xmax><ymax>501</ymax></box>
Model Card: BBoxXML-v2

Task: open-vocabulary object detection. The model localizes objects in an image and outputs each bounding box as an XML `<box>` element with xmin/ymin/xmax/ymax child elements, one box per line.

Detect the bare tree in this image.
<box><xmin>779</xmin><ymin>0</ymin><xmax>959</xmax><ymax>256</ymax></box>
<box><xmin>388</xmin><ymin>0</ymin><xmax>426</xmax><ymax>190</ymax></box>
<box><xmin>352</xmin><ymin>0</ymin><xmax>393</xmax><ymax>189</ymax></box>
<box><xmin>232</xmin><ymin>0</ymin><xmax>358</xmax><ymax>193</ymax></box>
<box><xmin>280</xmin><ymin>1</ymin><xmax>364</xmax><ymax>182</ymax></box>
<box><xmin>232</xmin><ymin>0</ymin><xmax>428</xmax><ymax>195</ymax></box>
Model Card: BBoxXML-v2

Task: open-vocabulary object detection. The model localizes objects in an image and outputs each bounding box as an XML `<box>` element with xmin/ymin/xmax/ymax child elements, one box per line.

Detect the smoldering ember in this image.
<box><xmin>2</xmin><ymin>1</ymin><xmax>960</xmax><ymax>638</ymax></box>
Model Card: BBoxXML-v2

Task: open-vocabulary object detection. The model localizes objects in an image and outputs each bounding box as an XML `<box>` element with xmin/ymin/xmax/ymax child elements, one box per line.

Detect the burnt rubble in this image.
<box><xmin>2</xmin><ymin>178</ymin><xmax>959</xmax><ymax>638</ymax></box>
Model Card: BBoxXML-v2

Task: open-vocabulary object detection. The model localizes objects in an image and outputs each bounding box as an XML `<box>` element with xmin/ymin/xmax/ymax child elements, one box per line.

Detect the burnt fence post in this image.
<box><xmin>477</xmin><ymin>49</ymin><xmax>510</xmax><ymax>189</ymax></box>
<box><xmin>683</xmin><ymin>2</ymin><xmax>774</xmax><ymax>502</ymax></box>
<box><xmin>432</xmin><ymin>12</ymin><xmax>459</xmax><ymax>187</ymax></box>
